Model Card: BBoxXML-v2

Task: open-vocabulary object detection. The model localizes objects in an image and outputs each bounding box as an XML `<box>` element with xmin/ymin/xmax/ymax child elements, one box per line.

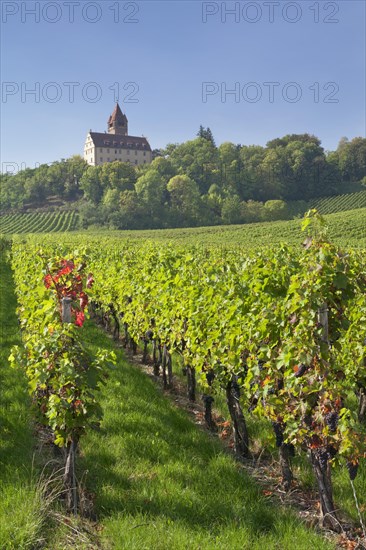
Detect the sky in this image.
<box><xmin>1</xmin><ymin>0</ymin><xmax>365</xmax><ymax>172</ymax></box>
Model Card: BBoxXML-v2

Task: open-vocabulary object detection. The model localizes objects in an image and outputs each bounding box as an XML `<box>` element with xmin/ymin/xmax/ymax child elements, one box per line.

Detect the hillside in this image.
<box><xmin>0</xmin><ymin>211</ymin><xmax>79</xmax><ymax>234</ymax></box>
<box><xmin>2</xmin><ymin>208</ymin><xmax>364</xmax><ymax>250</ymax></box>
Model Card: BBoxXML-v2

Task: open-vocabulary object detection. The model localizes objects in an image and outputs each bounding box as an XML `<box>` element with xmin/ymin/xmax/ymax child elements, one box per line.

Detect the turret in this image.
<box><xmin>107</xmin><ymin>102</ymin><xmax>128</xmax><ymax>135</ymax></box>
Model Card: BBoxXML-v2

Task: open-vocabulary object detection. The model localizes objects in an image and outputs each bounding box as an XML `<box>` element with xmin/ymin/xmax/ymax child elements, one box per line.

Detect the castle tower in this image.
<box><xmin>107</xmin><ymin>102</ymin><xmax>128</xmax><ymax>135</ymax></box>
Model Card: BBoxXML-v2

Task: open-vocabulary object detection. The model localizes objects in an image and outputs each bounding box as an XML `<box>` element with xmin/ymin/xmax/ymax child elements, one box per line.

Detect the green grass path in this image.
<box><xmin>0</xmin><ymin>253</ymin><xmax>44</xmax><ymax>548</ymax></box>
<box><xmin>80</xmin><ymin>321</ymin><xmax>335</xmax><ymax>550</ymax></box>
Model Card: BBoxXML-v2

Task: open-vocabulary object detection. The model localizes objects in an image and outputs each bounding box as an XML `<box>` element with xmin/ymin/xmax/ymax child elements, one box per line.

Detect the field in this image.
<box><xmin>0</xmin><ymin>194</ymin><xmax>365</xmax><ymax>249</ymax></box>
<box><xmin>0</xmin><ymin>210</ymin><xmax>79</xmax><ymax>234</ymax></box>
<box><xmin>94</xmin><ymin>207</ymin><xmax>364</xmax><ymax>248</ymax></box>
<box><xmin>1</xmin><ymin>240</ymin><xmax>337</xmax><ymax>550</ymax></box>
<box><xmin>309</xmin><ymin>190</ymin><xmax>366</xmax><ymax>215</ymax></box>
<box><xmin>1</xmin><ymin>207</ymin><xmax>365</xmax><ymax>548</ymax></box>
<box><xmin>1</xmin><ymin>207</ymin><xmax>364</xmax><ymax>250</ymax></box>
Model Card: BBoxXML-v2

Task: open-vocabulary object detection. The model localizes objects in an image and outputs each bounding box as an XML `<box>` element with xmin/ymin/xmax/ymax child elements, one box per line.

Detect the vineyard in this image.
<box><xmin>0</xmin><ymin>201</ymin><xmax>365</xmax><ymax>252</ymax></box>
<box><xmin>2</xmin><ymin>209</ymin><xmax>365</xmax><ymax>548</ymax></box>
<box><xmin>0</xmin><ymin>210</ymin><xmax>79</xmax><ymax>234</ymax></box>
<box><xmin>310</xmin><ymin>190</ymin><xmax>366</xmax><ymax>215</ymax></box>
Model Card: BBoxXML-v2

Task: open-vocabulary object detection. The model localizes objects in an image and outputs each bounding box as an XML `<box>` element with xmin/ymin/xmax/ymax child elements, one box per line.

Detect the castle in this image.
<box><xmin>84</xmin><ymin>103</ymin><xmax>152</xmax><ymax>167</ymax></box>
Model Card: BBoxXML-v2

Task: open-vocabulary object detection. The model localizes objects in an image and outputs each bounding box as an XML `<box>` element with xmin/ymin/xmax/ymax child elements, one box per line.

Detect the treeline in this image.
<box><xmin>1</xmin><ymin>133</ymin><xmax>365</xmax><ymax>229</ymax></box>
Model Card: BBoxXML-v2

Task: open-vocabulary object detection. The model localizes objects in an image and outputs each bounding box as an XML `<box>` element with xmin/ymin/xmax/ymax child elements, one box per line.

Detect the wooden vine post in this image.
<box><xmin>61</xmin><ymin>296</ymin><xmax>78</xmax><ymax>516</ymax></box>
<box><xmin>226</xmin><ymin>375</ymin><xmax>249</xmax><ymax>459</ymax></box>
<box><xmin>311</xmin><ymin>302</ymin><xmax>340</xmax><ymax>532</ymax></box>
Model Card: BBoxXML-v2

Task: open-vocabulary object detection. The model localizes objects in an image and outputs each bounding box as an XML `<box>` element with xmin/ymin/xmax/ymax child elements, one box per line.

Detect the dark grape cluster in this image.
<box><xmin>346</xmin><ymin>461</ymin><xmax>359</xmax><ymax>481</ymax></box>
<box><xmin>316</xmin><ymin>445</ymin><xmax>339</xmax><ymax>470</ymax></box>
<box><xmin>327</xmin><ymin>445</ymin><xmax>338</xmax><ymax>459</ymax></box>
<box><xmin>284</xmin><ymin>443</ymin><xmax>295</xmax><ymax>457</ymax></box>
<box><xmin>202</xmin><ymin>394</ymin><xmax>214</xmax><ymax>405</ymax></box>
<box><xmin>318</xmin><ymin>448</ymin><xmax>329</xmax><ymax>470</ymax></box>
<box><xmin>272</xmin><ymin>422</ymin><xmax>284</xmax><ymax>447</ymax></box>
<box><xmin>295</xmin><ymin>363</ymin><xmax>308</xmax><ymax>378</ymax></box>
<box><xmin>145</xmin><ymin>329</ymin><xmax>154</xmax><ymax>341</ymax></box>
<box><xmin>248</xmin><ymin>395</ymin><xmax>259</xmax><ymax>412</ymax></box>
<box><xmin>303</xmin><ymin>413</ymin><xmax>313</xmax><ymax>427</ymax></box>
<box><xmin>206</xmin><ymin>370</ymin><xmax>215</xmax><ymax>386</ymax></box>
<box><xmin>325</xmin><ymin>411</ymin><xmax>339</xmax><ymax>432</ymax></box>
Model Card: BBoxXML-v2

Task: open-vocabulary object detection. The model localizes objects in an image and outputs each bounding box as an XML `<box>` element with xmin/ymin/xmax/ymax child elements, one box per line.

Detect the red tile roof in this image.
<box><xmin>108</xmin><ymin>102</ymin><xmax>127</xmax><ymax>125</ymax></box>
<box><xmin>89</xmin><ymin>132</ymin><xmax>151</xmax><ymax>151</ymax></box>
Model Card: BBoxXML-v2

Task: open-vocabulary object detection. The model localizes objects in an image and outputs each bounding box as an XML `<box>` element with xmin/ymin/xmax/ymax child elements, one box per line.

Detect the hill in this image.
<box><xmin>3</xmin><ymin>208</ymin><xmax>364</xmax><ymax>250</ymax></box>
<box><xmin>0</xmin><ymin>211</ymin><xmax>79</xmax><ymax>234</ymax></box>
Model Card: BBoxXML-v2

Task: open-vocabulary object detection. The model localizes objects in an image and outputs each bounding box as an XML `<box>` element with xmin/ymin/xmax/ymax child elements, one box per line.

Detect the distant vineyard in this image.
<box><xmin>0</xmin><ymin>206</ymin><xmax>364</xmax><ymax>249</ymax></box>
<box><xmin>79</xmin><ymin>208</ymin><xmax>364</xmax><ymax>249</ymax></box>
<box><xmin>0</xmin><ymin>211</ymin><xmax>79</xmax><ymax>234</ymax></box>
<box><xmin>309</xmin><ymin>190</ymin><xmax>366</xmax><ymax>214</ymax></box>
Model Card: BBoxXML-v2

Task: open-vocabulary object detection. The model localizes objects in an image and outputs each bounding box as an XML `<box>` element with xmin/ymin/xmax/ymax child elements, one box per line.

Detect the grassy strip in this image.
<box><xmin>77</xmin><ymin>321</ymin><xmax>335</xmax><ymax>550</ymax></box>
<box><xmin>0</xmin><ymin>253</ymin><xmax>45</xmax><ymax>548</ymax></box>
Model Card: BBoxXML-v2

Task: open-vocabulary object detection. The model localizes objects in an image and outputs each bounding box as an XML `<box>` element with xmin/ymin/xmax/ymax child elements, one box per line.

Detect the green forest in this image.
<box><xmin>1</xmin><ymin>132</ymin><xmax>365</xmax><ymax>229</ymax></box>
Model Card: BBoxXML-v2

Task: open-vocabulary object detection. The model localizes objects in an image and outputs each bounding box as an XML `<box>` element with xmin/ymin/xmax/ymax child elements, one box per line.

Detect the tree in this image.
<box><xmin>118</xmin><ymin>190</ymin><xmax>148</xmax><ymax>229</ymax></box>
<box><xmin>263</xmin><ymin>200</ymin><xmax>288</xmax><ymax>221</ymax></box>
<box><xmin>167</xmin><ymin>138</ymin><xmax>219</xmax><ymax>194</ymax></box>
<box><xmin>102</xmin><ymin>188</ymin><xmax>120</xmax><ymax>211</ymax></box>
<box><xmin>259</xmin><ymin>135</ymin><xmax>327</xmax><ymax>200</ymax></box>
<box><xmin>197</xmin><ymin>125</ymin><xmax>216</xmax><ymax>147</ymax></box>
<box><xmin>221</xmin><ymin>195</ymin><xmax>243</xmax><ymax>225</ymax></box>
<box><xmin>218</xmin><ymin>142</ymin><xmax>242</xmax><ymax>195</ymax></box>
<box><xmin>149</xmin><ymin>157</ymin><xmax>176</xmax><ymax>182</ymax></box>
<box><xmin>167</xmin><ymin>175</ymin><xmax>202</xmax><ymax>226</ymax></box>
<box><xmin>99</xmin><ymin>161</ymin><xmax>137</xmax><ymax>192</ymax></box>
<box><xmin>79</xmin><ymin>166</ymin><xmax>104</xmax><ymax>204</ymax></box>
<box><xmin>78</xmin><ymin>201</ymin><xmax>104</xmax><ymax>228</ymax></box>
<box><xmin>135</xmin><ymin>169</ymin><xmax>168</xmax><ymax>227</ymax></box>
<box><xmin>24</xmin><ymin>175</ymin><xmax>47</xmax><ymax>204</ymax></box>
<box><xmin>243</xmin><ymin>200</ymin><xmax>265</xmax><ymax>223</ymax></box>
<box><xmin>337</xmin><ymin>137</ymin><xmax>366</xmax><ymax>183</ymax></box>
<box><xmin>238</xmin><ymin>145</ymin><xmax>267</xmax><ymax>200</ymax></box>
<box><xmin>63</xmin><ymin>156</ymin><xmax>88</xmax><ymax>199</ymax></box>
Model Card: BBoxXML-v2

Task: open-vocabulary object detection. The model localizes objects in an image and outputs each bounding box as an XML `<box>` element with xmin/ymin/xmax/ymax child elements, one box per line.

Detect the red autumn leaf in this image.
<box><xmin>75</xmin><ymin>311</ymin><xmax>85</xmax><ymax>327</ymax></box>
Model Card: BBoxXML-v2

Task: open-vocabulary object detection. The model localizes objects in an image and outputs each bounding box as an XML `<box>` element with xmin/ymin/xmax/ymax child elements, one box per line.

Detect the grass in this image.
<box><xmin>77</xmin><ymin>320</ymin><xmax>335</xmax><ymax>550</ymax></box>
<box><xmin>0</xmin><ymin>252</ymin><xmax>45</xmax><ymax>549</ymax></box>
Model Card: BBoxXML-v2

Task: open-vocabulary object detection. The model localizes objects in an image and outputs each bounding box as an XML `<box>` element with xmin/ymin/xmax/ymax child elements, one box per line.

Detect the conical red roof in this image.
<box><xmin>109</xmin><ymin>102</ymin><xmax>125</xmax><ymax>124</ymax></box>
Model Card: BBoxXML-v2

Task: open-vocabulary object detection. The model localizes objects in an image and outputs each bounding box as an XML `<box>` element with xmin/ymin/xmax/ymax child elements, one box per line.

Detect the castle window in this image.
<box><xmin>115</xmin><ymin>150</ymin><xmax>117</xmax><ymax>154</ymax></box>
<box><xmin>135</xmin><ymin>160</ymin><xmax>138</xmax><ymax>165</ymax></box>
<box><xmin>143</xmin><ymin>151</ymin><xmax>146</xmax><ymax>156</ymax></box>
<box><xmin>100</xmin><ymin>158</ymin><xmax>103</xmax><ymax>162</ymax></box>
<box><xmin>127</xmin><ymin>150</ymin><xmax>130</xmax><ymax>155</ymax></box>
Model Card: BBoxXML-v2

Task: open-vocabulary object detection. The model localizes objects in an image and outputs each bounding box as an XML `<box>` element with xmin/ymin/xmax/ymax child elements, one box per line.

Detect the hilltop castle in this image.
<box><xmin>84</xmin><ymin>103</ymin><xmax>152</xmax><ymax>167</ymax></box>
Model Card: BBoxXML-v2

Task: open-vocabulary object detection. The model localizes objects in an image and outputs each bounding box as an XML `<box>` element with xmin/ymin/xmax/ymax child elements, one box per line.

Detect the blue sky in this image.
<box><xmin>1</xmin><ymin>0</ymin><xmax>365</xmax><ymax>172</ymax></box>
